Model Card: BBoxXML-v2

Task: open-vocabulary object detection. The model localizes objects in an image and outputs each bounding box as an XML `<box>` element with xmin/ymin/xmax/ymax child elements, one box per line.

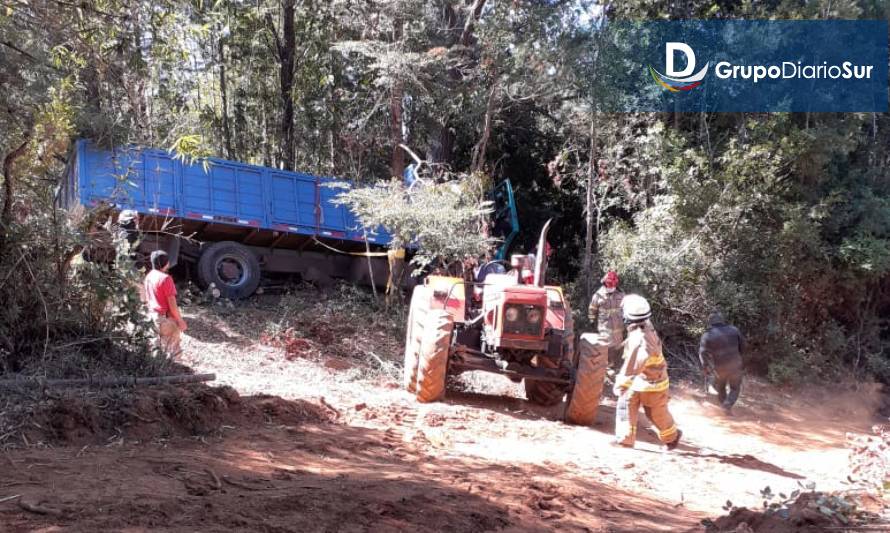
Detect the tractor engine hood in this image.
<box><xmin>482</xmin><ymin>286</ymin><xmax>550</xmax><ymax>350</ymax></box>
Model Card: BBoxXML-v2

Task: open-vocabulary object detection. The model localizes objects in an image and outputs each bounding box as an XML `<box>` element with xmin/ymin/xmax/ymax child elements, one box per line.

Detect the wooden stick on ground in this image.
<box><xmin>19</xmin><ymin>499</ymin><xmax>62</xmax><ymax>516</ymax></box>
<box><xmin>823</xmin><ymin>526</ymin><xmax>890</xmax><ymax>531</ymax></box>
<box><xmin>0</xmin><ymin>373</ymin><xmax>216</xmax><ymax>390</ymax></box>
<box><xmin>0</xmin><ymin>482</ymin><xmax>40</xmax><ymax>488</ymax></box>
<box><xmin>222</xmin><ymin>476</ymin><xmax>276</xmax><ymax>491</ymax></box>
<box><xmin>205</xmin><ymin>468</ymin><xmax>222</xmax><ymax>490</ymax></box>
<box><xmin>318</xmin><ymin>396</ymin><xmax>340</xmax><ymax>418</ymax></box>
<box><xmin>120</xmin><ymin>409</ymin><xmax>159</xmax><ymax>424</ymax></box>
<box><xmin>0</xmin><ymin>494</ymin><xmax>21</xmax><ymax>504</ymax></box>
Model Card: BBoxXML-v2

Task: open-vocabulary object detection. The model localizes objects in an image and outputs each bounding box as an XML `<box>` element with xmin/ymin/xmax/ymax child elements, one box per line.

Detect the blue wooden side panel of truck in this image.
<box><xmin>70</xmin><ymin>140</ymin><xmax>392</xmax><ymax>245</ymax></box>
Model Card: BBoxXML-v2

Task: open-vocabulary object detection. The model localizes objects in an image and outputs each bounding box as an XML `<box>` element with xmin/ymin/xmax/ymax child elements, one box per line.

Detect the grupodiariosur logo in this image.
<box><xmin>649</xmin><ymin>42</ymin><xmax>709</xmax><ymax>92</ymax></box>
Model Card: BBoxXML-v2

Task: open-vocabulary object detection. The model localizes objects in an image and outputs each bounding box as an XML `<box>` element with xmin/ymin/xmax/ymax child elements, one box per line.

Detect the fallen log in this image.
<box><xmin>0</xmin><ymin>373</ymin><xmax>216</xmax><ymax>390</ymax></box>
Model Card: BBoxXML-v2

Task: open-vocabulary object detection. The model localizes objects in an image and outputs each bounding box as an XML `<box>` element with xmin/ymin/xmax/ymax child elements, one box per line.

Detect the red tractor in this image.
<box><xmin>402</xmin><ymin>221</ymin><xmax>608</xmax><ymax>424</ymax></box>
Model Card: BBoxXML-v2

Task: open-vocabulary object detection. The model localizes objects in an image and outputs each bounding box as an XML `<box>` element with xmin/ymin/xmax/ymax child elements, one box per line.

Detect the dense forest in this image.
<box><xmin>1</xmin><ymin>0</ymin><xmax>889</xmax><ymax>384</ymax></box>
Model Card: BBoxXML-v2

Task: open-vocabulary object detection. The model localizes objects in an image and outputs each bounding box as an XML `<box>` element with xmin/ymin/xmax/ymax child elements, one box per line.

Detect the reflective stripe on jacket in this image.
<box><xmin>617</xmin><ymin>321</ymin><xmax>670</xmax><ymax>393</ymax></box>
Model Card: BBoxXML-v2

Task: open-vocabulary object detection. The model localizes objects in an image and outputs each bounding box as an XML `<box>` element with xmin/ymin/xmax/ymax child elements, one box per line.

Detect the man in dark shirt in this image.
<box><xmin>699</xmin><ymin>312</ymin><xmax>744</xmax><ymax>414</ymax></box>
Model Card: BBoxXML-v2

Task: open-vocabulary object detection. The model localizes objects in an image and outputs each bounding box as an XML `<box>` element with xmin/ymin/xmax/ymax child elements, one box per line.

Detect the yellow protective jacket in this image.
<box><xmin>616</xmin><ymin>320</ymin><xmax>670</xmax><ymax>393</ymax></box>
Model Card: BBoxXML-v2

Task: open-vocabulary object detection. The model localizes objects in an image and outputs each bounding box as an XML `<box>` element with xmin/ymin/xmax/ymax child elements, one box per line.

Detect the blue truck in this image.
<box><xmin>60</xmin><ymin>140</ymin><xmax>519</xmax><ymax>298</ymax></box>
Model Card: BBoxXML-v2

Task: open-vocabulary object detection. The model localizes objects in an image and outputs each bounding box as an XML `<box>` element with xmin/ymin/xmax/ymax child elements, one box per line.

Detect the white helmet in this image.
<box><xmin>118</xmin><ymin>209</ymin><xmax>138</xmax><ymax>224</ymax></box>
<box><xmin>622</xmin><ymin>294</ymin><xmax>651</xmax><ymax>322</ymax></box>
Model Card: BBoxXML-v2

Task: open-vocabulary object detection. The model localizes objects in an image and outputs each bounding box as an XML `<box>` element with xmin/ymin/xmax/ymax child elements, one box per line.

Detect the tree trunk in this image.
<box><xmin>261</xmin><ymin>100</ymin><xmax>271</xmax><ymax>167</ymax></box>
<box><xmin>427</xmin><ymin>0</ymin><xmax>488</xmax><ymax>169</ymax></box>
<box><xmin>328</xmin><ymin>51</ymin><xmax>336</xmax><ymax>173</ymax></box>
<box><xmin>471</xmin><ymin>75</ymin><xmax>498</xmax><ymax>173</ymax></box>
<box><xmin>278</xmin><ymin>0</ymin><xmax>296</xmax><ymax>170</ymax></box>
<box><xmin>0</xmin><ymin>133</ymin><xmax>31</xmax><ymax>256</ymax></box>
<box><xmin>427</xmin><ymin>128</ymin><xmax>454</xmax><ymax>168</ymax></box>
<box><xmin>459</xmin><ymin>0</ymin><xmax>488</xmax><ymax>47</ymax></box>
<box><xmin>218</xmin><ymin>36</ymin><xmax>234</xmax><ymax>160</ymax></box>
<box><xmin>583</xmin><ymin>117</ymin><xmax>596</xmax><ymax>302</ymax></box>
<box><xmin>389</xmin><ymin>81</ymin><xmax>404</xmax><ymax>179</ymax></box>
<box><xmin>1</xmin><ymin>134</ymin><xmax>31</xmax><ymax>231</ymax></box>
<box><xmin>133</xmin><ymin>6</ymin><xmax>154</xmax><ymax>144</ymax></box>
<box><xmin>389</xmin><ymin>21</ymin><xmax>405</xmax><ymax>180</ymax></box>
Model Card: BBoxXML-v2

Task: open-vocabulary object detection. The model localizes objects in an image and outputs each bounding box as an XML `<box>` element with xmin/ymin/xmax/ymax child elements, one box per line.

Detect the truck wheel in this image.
<box><xmin>403</xmin><ymin>288</ymin><xmax>429</xmax><ymax>393</ymax></box>
<box><xmin>565</xmin><ymin>333</ymin><xmax>608</xmax><ymax>426</ymax></box>
<box><xmin>197</xmin><ymin>241</ymin><xmax>261</xmax><ymax>299</ymax></box>
<box><xmin>415</xmin><ymin>310</ymin><xmax>453</xmax><ymax>403</ymax></box>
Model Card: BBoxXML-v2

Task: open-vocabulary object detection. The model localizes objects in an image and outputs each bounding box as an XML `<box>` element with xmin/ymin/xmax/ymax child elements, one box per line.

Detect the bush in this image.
<box><xmin>599</xmin><ymin>117</ymin><xmax>890</xmax><ymax>384</ymax></box>
<box><xmin>0</xmin><ymin>206</ymin><xmax>164</xmax><ymax>378</ymax></box>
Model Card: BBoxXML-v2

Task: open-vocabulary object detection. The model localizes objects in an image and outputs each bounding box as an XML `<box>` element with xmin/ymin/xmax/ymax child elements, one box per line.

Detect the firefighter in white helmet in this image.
<box><xmin>613</xmin><ymin>294</ymin><xmax>682</xmax><ymax>450</ymax></box>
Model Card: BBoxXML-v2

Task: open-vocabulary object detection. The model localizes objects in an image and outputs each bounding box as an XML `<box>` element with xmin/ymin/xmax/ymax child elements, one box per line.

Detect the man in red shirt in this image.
<box><xmin>144</xmin><ymin>250</ymin><xmax>187</xmax><ymax>359</ymax></box>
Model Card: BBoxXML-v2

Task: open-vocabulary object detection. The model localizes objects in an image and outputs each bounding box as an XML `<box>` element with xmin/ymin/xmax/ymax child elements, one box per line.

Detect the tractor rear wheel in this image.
<box><xmin>415</xmin><ymin>310</ymin><xmax>453</xmax><ymax>403</ymax></box>
<box><xmin>524</xmin><ymin>356</ymin><xmax>566</xmax><ymax>406</ymax></box>
<box><xmin>402</xmin><ymin>288</ymin><xmax>428</xmax><ymax>393</ymax></box>
<box><xmin>565</xmin><ymin>333</ymin><xmax>608</xmax><ymax>425</ymax></box>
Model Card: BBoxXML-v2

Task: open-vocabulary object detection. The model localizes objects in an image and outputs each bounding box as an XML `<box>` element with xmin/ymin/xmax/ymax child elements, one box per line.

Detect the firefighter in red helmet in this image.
<box><xmin>588</xmin><ymin>270</ymin><xmax>625</xmax><ymax>369</ymax></box>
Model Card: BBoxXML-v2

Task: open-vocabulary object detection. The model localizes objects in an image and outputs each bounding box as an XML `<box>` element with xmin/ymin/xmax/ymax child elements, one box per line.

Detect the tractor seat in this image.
<box><xmin>475</xmin><ymin>261</ymin><xmax>507</xmax><ymax>284</ymax></box>
<box><xmin>483</xmin><ymin>272</ymin><xmax>519</xmax><ymax>288</ymax></box>
<box><xmin>474</xmin><ymin>262</ymin><xmax>509</xmax><ymax>301</ymax></box>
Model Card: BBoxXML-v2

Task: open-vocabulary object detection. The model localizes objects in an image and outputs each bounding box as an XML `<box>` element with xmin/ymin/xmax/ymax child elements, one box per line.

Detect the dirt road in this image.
<box><xmin>1</xmin><ymin>298</ymin><xmax>883</xmax><ymax>532</ymax></box>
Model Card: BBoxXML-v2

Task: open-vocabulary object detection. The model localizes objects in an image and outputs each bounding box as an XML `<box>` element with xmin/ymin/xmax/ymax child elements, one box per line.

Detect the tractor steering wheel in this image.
<box><xmin>475</xmin><ymin>260</ymin><xmax>509</xmax><ymax>283</ymax></box>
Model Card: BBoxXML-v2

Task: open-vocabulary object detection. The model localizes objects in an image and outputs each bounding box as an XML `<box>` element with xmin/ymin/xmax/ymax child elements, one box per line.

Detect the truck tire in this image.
<box><xmin>415</xmin><ymin>310</ymin><xmax>453</xmax><ymax>403</ymax></box>
<box><xmin>565</xmin><ymin>333</ymin><xmax>608</xmax><ymax>426</ymax></box>
<box><xmin>403</xmin><ymin>288</ymin><xmax>429</xmax><ymax>393</ymax></box>
<box><xmin>197</xmin><ymin>241</ymin><xmax>262</xmax><ymax>299</ymax></box>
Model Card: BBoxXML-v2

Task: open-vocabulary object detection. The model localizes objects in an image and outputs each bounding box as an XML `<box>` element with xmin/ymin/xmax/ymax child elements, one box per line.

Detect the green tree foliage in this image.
<box><xmin>333</xmin><ymin>175</ymin><xmax>494</xmax><ymax>271</ymax></box>
<box><xmin>601</xmin><ymin>113</ymin><xmax>890</xmax><ymax>382</ymax></box>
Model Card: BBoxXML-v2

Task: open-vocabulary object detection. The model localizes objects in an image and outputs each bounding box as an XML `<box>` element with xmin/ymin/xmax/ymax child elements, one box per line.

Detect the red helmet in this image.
<box><xmin>602</xmin><ymin>271</ymin><xmax>619</xmax><ymax>288</ymax></box>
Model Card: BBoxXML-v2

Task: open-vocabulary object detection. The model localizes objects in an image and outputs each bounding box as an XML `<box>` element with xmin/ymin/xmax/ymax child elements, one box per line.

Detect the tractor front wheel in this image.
<box><xmin>402</xmin><ymin>289</ymin><xmax>428</xmax><ymax>393</ymax></box>
<box><xmin>565</xmin><ymin>333</ymin><xmax>608</xmax><ymax>425</ymax></box>
<box><xmin>415</xmin><ymin>310</ymin><xmax>453</xmax><ymax>403</ymax></box>
<box><xmin>524</xmin><ymin>356</ymin><xmax>566</xmax><ymax>406</ymax></box>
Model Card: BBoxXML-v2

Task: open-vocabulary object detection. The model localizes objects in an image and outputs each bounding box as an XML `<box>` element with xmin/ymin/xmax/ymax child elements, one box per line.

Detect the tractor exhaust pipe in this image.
<box><xmin>533</xmin><ymin>219</ymin><xmax>552</xmax><ymax>287</ymax></box>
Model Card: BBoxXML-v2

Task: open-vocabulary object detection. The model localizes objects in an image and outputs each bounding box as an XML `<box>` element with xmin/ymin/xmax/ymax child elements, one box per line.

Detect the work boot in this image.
<box><xmin>664</xmin><ymin>430</ymin><xmax>683</xmax><ymax>451</ymax></box>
